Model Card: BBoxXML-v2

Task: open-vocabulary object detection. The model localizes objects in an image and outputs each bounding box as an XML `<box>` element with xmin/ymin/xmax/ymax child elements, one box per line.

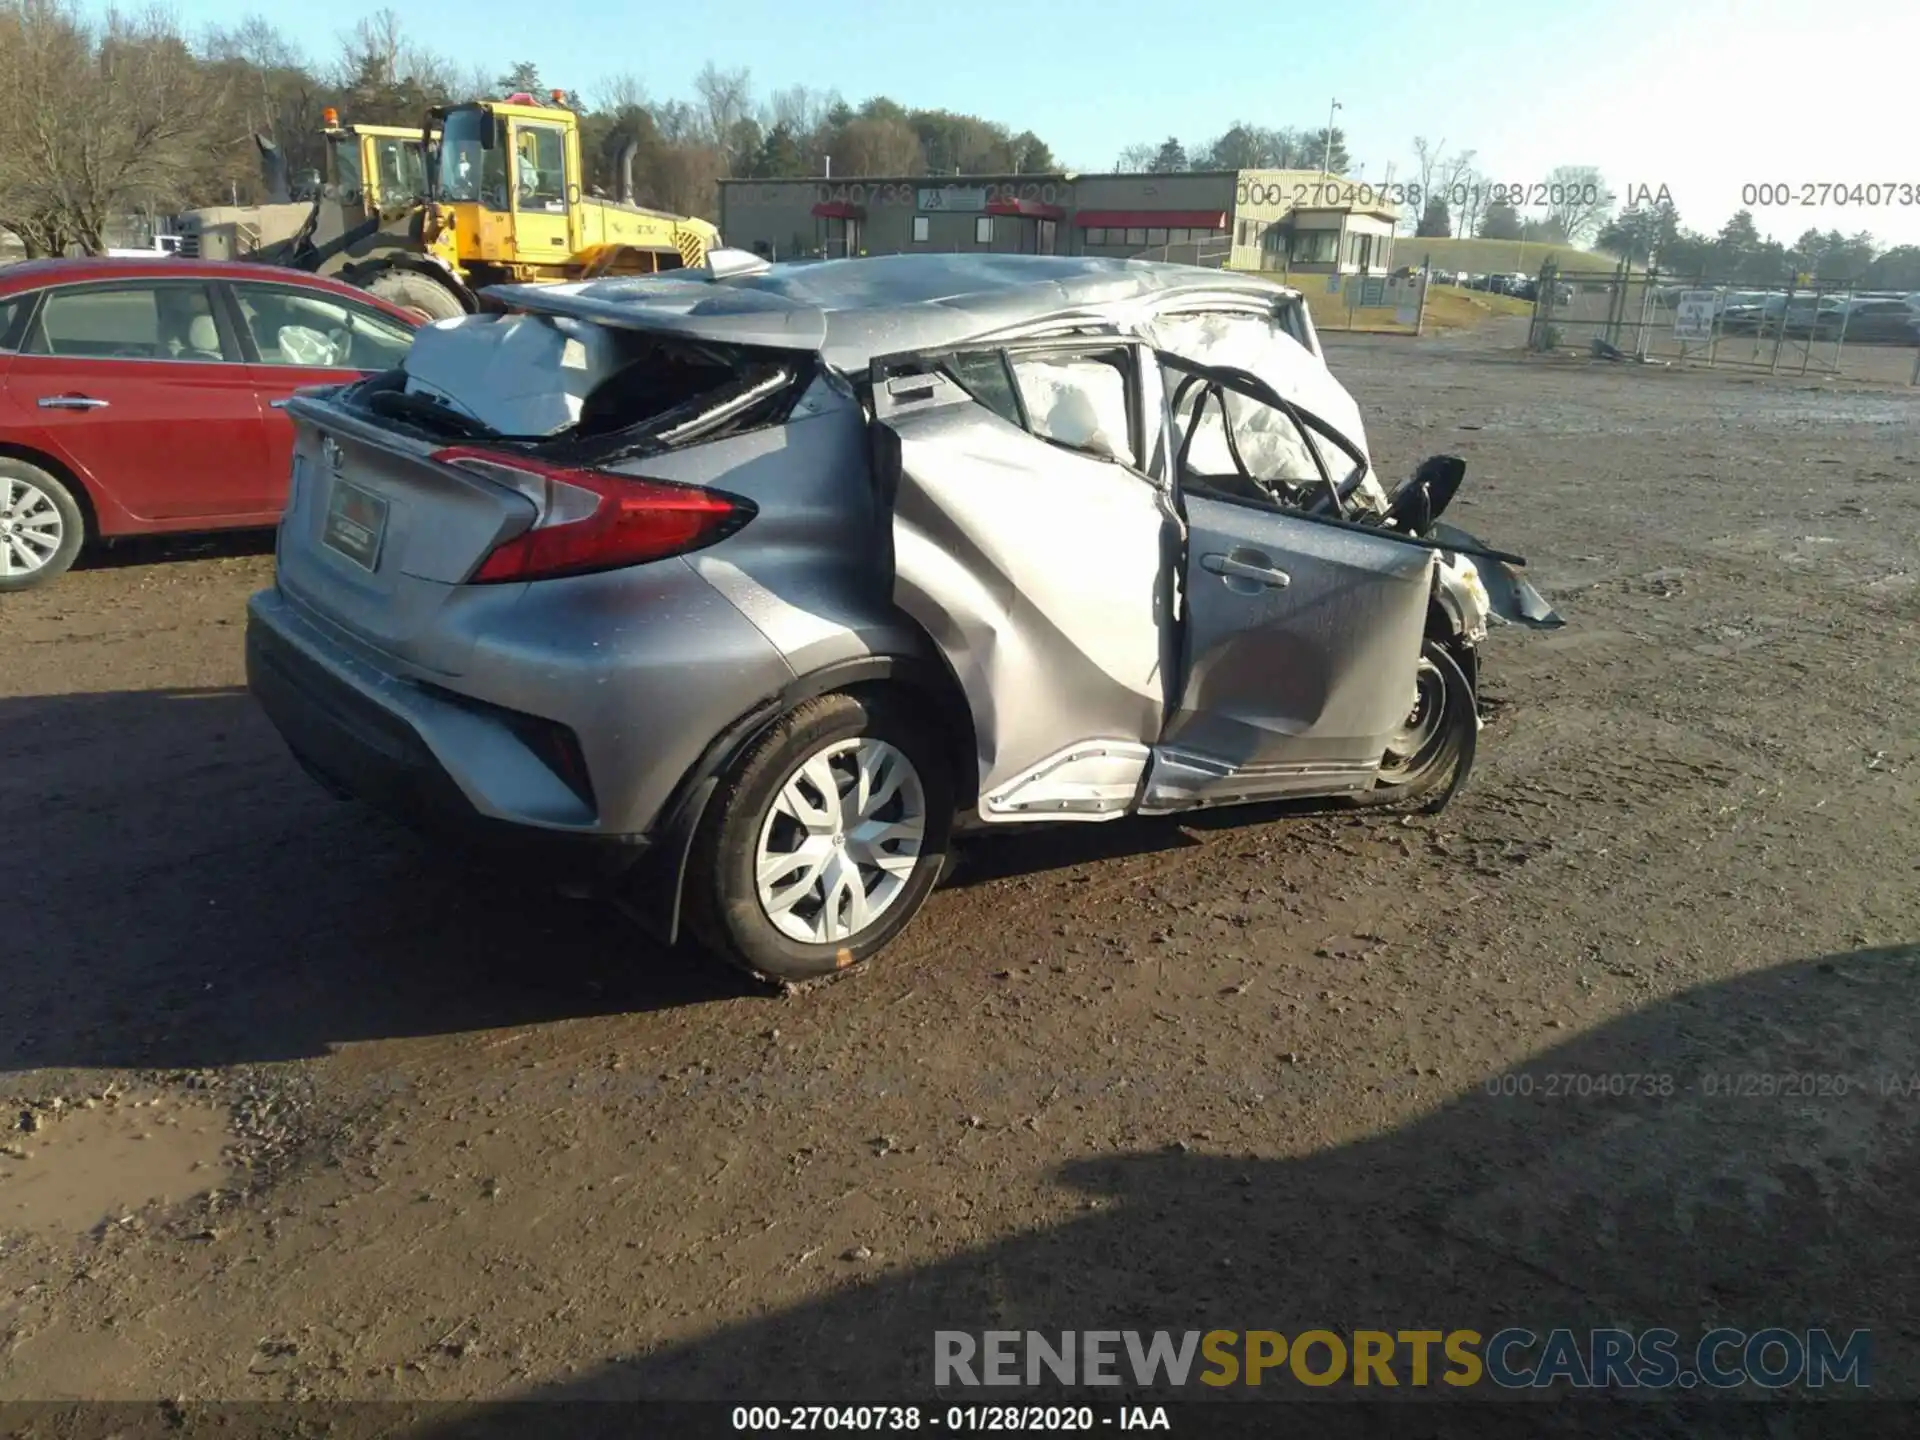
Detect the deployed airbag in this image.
<box><xmin>401</xmin><ymin>311</ymin><xmax>626</xmax><ymax>437</ymax></box>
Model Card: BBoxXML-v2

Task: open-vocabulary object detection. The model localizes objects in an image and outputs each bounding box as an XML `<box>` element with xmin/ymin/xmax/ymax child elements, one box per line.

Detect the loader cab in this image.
<box><xmin>434</xmin><ymin>97</ymin><xmax>582</xmax><ymax>271</ymax></box>
<box><xmin>321</xmin><ymin>117</ymin><xmax>430</xmax><ymax>217</ymax></box>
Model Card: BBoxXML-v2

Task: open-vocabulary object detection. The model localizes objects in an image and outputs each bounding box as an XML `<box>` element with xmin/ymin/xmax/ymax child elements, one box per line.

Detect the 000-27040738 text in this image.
<box><xmin>730</xmin><ymin>1405</ymin><xmax>1163</xmax><ymax>1431</ymax></box>
<box><xmin>1741</xmin><ymin>182</ymin><xmax>1920</xmax><ymax>207</ymax></box>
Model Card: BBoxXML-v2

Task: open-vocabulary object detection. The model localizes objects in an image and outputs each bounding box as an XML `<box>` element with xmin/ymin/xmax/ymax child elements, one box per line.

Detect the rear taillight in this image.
<box><xmin>433</xmin><ymin>446</ymin><xmax>755</xmax><ymax>585</ymax></box>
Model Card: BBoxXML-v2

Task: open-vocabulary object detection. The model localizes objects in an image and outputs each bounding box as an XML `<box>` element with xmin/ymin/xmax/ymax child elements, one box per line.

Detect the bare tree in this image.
<box><xmin>1114</xmin><ymin>142</ymin><xmax>1157</xmax><ymax>172</ymax></box>
<box><xmin>200</xmin><ymin>16</ymin><xmax>326</xmax><ymax>199</ymax></box>
<box><xmin>649</xmin><ymin>140</ymin><xmax>724</xmax><ymax>217</ymax></box>
<box><xmin>202</xmin><ymin>14</ymin><xmax>300</xmax><ymax>71</ymax></box>
<box><xmin>0</xmin><ymin>0</ymin><xmax>231</xmax><ymax>253</ymax></box>
<box><xmin>336</xmin><ymin>8</ymin><xmax>403</xmax><ymax>90</ymax></box>
<box><xmin>764</xmin><ymin>83</ymin><xmax>830</xmax><ymax>141</ymax></box>
<box><xmin>595</xmin><ymin>71</ymin><xmax>650</xmax><ymax>115</ymax></box>
<box><xmin>0</xmin><ymin>21</ymin><xmax>1073</xmax><ymax>250</ymax></box>
<box><xmin>693</xmin><ymin>62</ymin><xmax>752</xmax><ymax>171</ymax></box>
<box><xmin>1542</xmin><ymin>164</ymin><xmax>1614</xmax><ymax>245</ymax></box>
<box><xmin>650</xmin><ymin>99</ymin><xmax>706</xmax><ymax>148</ymax></box>
<box><xmin>1408</xmin><ymin>136</ymin><xmax>1477</xmax><ymax>231</ymax></box>
<box><xmin>1454</xmin><ymin>165</ymin><xmax>1488</xmax><ymax>237</ymax></box>
<box><xmin>833</xmin><ymin>116</ymin><xmax>924</xmax><ymax>176</ymax></box>
<box><xmin>331</xmin><ymin>8</ymin><xmax>458</xmax><ymax>122</ymax></box>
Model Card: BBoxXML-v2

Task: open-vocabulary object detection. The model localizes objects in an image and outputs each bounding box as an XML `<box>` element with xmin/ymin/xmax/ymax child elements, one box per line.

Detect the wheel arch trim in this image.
<box><xmin>632</xmin><ymin>651</ymin><xmax>975</xmax><ymax>946</ymax></box>
<box><xmin>0</xmin><ymin>442</ymin><xmax>101</xmax><ymax>537</ymax></box>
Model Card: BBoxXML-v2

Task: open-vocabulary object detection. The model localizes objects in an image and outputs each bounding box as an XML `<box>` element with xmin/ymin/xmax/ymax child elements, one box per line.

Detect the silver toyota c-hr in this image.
<box><xmin>246</xmin><ymin>253</ymin><xmax>1560</xmax><ymax>983</ymax></box>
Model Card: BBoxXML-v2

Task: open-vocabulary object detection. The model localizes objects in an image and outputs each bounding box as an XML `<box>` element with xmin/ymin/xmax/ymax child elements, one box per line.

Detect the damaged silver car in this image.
<box><xmin>245</xmin><ymin>253</ymin><xmax>1561</xmax><ymax>982</ymax></box>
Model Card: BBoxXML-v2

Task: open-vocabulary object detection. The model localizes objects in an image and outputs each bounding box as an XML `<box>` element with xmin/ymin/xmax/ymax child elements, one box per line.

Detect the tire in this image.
<box><xmin>683</xmin><ymin>691</ymin><xmax>953</xmax><ymax>983</ymax></box>
<box><xmin>0</xmin><ymin>459</ymin><xmax>85</xmax><ymax>592</ymax></box>
<box><xmin>1348</xmin><ymin>639</ymin><xmax>1478</xmax><ymax>814</ymax></box>
<box><xmin>364</xmin><ymin>268</ymin><xmax>467</xmax><ymax>323</ymax></box>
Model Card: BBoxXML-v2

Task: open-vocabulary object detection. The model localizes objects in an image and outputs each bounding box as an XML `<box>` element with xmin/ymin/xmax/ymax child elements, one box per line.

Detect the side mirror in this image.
<box><xmin>1386</xmin><ymin>454</ymin><xmax>1466</xmax><ymax>534</ymax></box>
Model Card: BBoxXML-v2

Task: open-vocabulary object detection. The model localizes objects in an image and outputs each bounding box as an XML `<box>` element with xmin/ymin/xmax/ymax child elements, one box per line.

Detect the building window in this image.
<box><xmin>1146</xmin><ymin>227</ymin><xmax>1168</xmax><ymax>246</ymax></box>
<box><xmin>975</xmin><ymin>216</ymin><xmax>993</xmax><ymax>245</ymax></box>
<box><xmin>1125</xmin><ymin>227</ymin><xmax>1146</xmax><ymax>246</ymax></box>
<box><xmin>1166</xmin><ymin>228</ymin><xmax>1188</xmax><ymax>244</ymax></box>
<box><xmin>912</xmin><ymin>215</ymin><xmax>930</xmax><ymax>243</ymax></box>
<box><xmin>1291</xmin><ymin>229</ymin><xmax>1339</xmax><ymax>264</ymax></box>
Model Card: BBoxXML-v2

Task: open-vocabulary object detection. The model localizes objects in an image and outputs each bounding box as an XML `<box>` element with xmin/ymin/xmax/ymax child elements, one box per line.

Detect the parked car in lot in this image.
<box><xmin>1718</xmin><ymin>292</ymin><xmax>1847</xmax><ymax>338</ymax></box>
<box><xmin>1831</xmin><ymin>298</ymin><xmax>1920</xmax><ymax>344</ymax></box>
<box><xmin>0</xmin><ymin>257</ymin><xmax>422</xmax><ymax>590</ymax></box>
<box><xmin>246</xmin><ymin>253</ymin><xmax>1562</xmax><ymax>982</ymax></box>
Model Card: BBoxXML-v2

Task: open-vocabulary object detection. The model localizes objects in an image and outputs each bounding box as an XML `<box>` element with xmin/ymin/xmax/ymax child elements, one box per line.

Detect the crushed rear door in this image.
<box><xmin>869</xmin><ymin>341</ymin><xmax>1175</xmax><ymax>821</ymax></box>
<box><xmin>1147</xmin><ymin>355</ymin><xmax>1434</xmax><ymax>810</ymax></box>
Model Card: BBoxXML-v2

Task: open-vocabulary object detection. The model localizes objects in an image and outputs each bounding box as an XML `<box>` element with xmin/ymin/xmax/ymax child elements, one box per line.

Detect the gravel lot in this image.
<box><xmin>4</xmin><ymin>318</ymin><xmax>1918</xmax><ymax>1410</ymax></box>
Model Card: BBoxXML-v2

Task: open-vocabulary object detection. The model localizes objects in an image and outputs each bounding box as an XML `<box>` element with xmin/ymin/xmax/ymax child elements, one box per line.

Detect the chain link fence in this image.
<box><xmin>1301</xmin><ymin>269</ymin><xmax>1430</xmax><ymax>335</ymax></box>
<box><xmin>1529</xmin><ymin>263</ymin><xmax>1920</xmax><ymax>384</ymax></box>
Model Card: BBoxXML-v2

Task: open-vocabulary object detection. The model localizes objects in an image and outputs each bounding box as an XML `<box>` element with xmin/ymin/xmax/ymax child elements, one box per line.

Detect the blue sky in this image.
<box><xmin>175</xmin><ymin>0</ymin><xmax>1919</xmax><ymax>248</ymax></box>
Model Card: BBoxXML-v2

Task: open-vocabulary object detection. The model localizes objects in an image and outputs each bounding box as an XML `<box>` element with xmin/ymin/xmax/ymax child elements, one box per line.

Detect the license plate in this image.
<box><xmin>322</xmin><ymin>479</ymin><xmax>389</xmax><ymax>571</ymax></box>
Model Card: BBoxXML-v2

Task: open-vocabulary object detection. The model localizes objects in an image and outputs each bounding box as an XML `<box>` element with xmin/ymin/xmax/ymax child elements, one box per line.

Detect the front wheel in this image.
<box><xmin>683</xmin><ymin>692</ymin><xmax>953</xmax><ymax>983</ymax></box>
<box><xmin>1349</xmin><ymin>640</ymin><xmax>1478</xmax><ymax>813</ymax></box>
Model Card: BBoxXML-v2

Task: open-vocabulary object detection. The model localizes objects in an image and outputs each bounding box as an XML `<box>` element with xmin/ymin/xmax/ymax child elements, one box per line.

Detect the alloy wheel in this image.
<box><xmin>0</xmin><ymin>475</ymin><xmax>64</xmax><ymax>579</ymax></box>
<box><xmin>754</xmin><ymin>737</ymin><xmax>928</xmax><ymax>945</ymax></box>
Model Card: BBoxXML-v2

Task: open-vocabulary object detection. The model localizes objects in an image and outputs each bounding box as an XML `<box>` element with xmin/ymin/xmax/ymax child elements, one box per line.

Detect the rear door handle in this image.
<box><xmin>1202</xmin><ymin>552</ymin><xmax>1291</xmax><ymax>588</ymax></box>
<box><xmin>37</xmin><ymin>394</ymin><xmax>109</xmax><ymax>411</ymax></box>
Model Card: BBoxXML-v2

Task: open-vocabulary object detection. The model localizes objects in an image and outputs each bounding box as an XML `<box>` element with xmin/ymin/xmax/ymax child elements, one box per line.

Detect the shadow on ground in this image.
<box><xmin>429</xmin><ymin>947</ymin><xmax>1918</xmax><ymax>1424</ymax></box>
<box><xmin>72</xmin><ymin>528</ymin><xmax>277</xmax><ymax>574</ymax></box>
<box><xmin>3</xmin><ymin>684</ymin><xmax>1399</xmax><ymax>1071</ymax></box>
<box><xmin>2</xmin><ymin>686</ymin><xmax>748</xmax><ymax>1072</ymax></box>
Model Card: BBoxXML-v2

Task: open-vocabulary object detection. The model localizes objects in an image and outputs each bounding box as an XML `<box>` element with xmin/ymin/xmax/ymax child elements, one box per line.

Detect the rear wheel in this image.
<box><xmin>1349</xmin><ymin>640</ymin><xmax>1477</xmax><ymax>813</ymax></box>
<box><xmin>0</xmin><ymin>460</ymin><xmax>85</xmax><ymax>592</ymax></box>
<box><xmin>684</xmin><ymin>692</ymin><xmax>952</xmax><ymax>983</ymax></box>
<box><xmin>364</xmin><ymin>268</ymin><xmax>466</xmax><ymax>323</ymax></box>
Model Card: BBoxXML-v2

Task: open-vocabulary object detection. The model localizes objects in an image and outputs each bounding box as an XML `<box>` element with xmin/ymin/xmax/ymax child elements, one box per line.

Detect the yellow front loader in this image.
<box><xmin>231</xmin><ymin>92</ymin><xmax>719</xmax><ymax>321</ymax></box>
<box><xmin>403</xmin><ymin>90</ymin><xmax>720</xmax><ymax>317</ymax></box>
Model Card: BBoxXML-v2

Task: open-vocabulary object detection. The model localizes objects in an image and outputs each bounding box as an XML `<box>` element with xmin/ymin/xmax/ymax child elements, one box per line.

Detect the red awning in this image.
<box><xmin>811</xmin><ymin>201</ymin><xmax>865</xmax><ymax>220</ymax></box>
<box><xmin>986</xmin><ymin>197</ymin><xmax>1065</xmax><ymax>220</ymax></box>
<box><xmin>1074</xmin><ymin>209</ymin><xmax>1227</xmax><ymax>229</ymax></box>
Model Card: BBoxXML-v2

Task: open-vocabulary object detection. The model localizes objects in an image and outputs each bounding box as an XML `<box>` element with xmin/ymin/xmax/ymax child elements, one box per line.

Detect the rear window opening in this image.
<box><xmin>343</xmin><ymin>314</ymin><xmax>811</xmax><ymax>463</ymax></box>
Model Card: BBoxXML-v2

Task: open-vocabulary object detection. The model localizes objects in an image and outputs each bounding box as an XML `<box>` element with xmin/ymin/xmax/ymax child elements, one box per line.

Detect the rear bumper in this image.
<box><xmin>245</xmin><ymin>590</ymin><xmax>650</xmax><ymax>890</ymax></box>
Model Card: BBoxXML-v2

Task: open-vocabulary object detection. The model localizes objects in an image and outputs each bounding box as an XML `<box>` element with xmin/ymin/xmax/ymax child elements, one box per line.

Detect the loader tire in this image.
<box><xmin>365</xmin><ymin>269</ymin><xmax>466</xmax><ymax>322</ymax></box>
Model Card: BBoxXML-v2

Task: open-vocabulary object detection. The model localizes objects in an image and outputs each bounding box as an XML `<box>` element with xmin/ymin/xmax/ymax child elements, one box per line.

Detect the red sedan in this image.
<box><xmin>0</xmin><ymin>257</ymin><xmax>423</xmax><ymax>590</ymax></box>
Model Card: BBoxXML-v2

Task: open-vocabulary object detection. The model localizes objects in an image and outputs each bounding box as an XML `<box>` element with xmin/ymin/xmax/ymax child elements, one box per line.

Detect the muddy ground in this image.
<box><xmin>3</xmin><ymin>318</ymin><xmax>1919</xmax><ymax>1415</ymax></box>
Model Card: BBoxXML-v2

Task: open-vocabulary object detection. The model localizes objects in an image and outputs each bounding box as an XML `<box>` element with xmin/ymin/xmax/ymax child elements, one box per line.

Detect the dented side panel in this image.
<box><xmin>1150</xmin><ymin>494</ymin><xmax>1436</xmax><ymax>809</ymax></box>
<box><xmin>877</xmin><ymin>380</ymin><xmax>1170</xmax><ymax>818</ymax></box>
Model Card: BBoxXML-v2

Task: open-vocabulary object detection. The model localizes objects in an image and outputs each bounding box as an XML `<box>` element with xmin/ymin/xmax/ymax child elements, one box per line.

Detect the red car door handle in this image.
<box><xmin>37</xmin><ymin>394</ymin><xmax>110</xmax><ymax>411</ymax></box>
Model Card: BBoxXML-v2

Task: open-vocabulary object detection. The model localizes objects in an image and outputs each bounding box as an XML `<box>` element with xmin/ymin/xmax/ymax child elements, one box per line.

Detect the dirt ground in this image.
<box><xmin>4</xmin><ymin>317</ymin><xmax>1919</xmax><ymax>1414</ymax></box>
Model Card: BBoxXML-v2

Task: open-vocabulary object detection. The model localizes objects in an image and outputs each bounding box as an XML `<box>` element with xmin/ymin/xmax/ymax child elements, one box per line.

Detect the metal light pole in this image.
<box><xmin>1322</xmin><ymin>99</ymin><xmax>1341</xmax><ymax>175</ymax></box>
